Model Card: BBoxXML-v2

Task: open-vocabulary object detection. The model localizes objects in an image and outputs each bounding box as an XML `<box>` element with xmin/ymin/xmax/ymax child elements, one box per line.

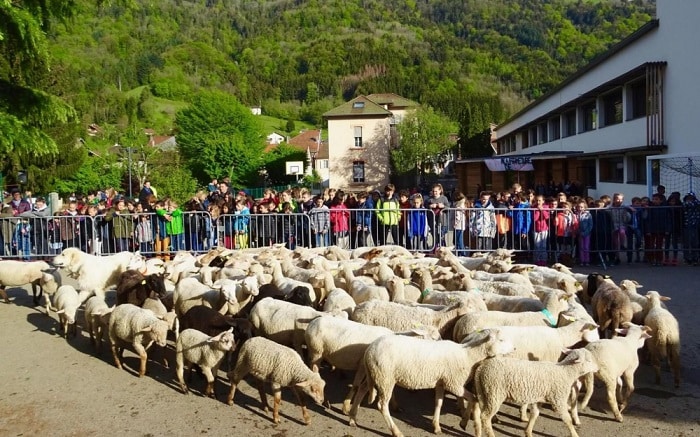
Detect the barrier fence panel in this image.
<box><xmin>1</xmin><ymin>205</ymin><xmax>695</xmax><ymax>264</ymax></box>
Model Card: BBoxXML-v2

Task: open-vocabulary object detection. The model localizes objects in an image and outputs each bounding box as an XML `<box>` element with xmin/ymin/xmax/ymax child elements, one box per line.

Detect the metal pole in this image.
<box><xmin>128</xmin><ymin>147</ymin><xmax>133</xmax><ymax>199</ymax></box>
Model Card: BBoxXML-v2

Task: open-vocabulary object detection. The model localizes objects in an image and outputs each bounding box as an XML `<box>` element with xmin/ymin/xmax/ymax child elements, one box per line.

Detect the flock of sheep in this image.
<box><xmin>0</xmin><ymin>243</ymin><xmax>682</xmax><ymax>437</ymax></box>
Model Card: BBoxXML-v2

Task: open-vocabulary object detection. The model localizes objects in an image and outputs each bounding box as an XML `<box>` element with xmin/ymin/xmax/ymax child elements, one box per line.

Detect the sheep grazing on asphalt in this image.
<box><xmin>227</xmin><ymin>336</ymin><xmax>326</xmax><ymax>425</ymax></box>
<box><xmin>0</xmin><ymin>260</ymin><xmax>60</xmax><ymax>310</ymax></box>
<box><xmin>643</xmin><ymin>291</ymin><xmax>681</xmax><ymax>387</ymax></box>
<box><xmin>175</xmin><ymin>328</ymin><xmax>236</xmax><ymax>396</ymax></box>
<box><xmin>472</xmin><ymin>348</ymin><xmax>599</xmax><ymax>437</ymax></box>
<box><xmin>108</xmin><ymin>303</ymin><xmax>169</xmax><ymax>377</ymax></box>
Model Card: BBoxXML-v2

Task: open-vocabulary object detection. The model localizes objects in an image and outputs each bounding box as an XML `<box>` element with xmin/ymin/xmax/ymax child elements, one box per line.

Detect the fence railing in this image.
<box><xmin>1</xmin><ymin>205</ymin><xmax>696</xmax><ymax>267</ymax></box>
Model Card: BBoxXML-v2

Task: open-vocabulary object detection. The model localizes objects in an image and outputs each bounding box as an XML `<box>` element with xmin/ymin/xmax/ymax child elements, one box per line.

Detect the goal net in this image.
<box><xmin>648</xmin><ymin>153</ymin><xmax>700</xmax><ymax>197</ymax></box>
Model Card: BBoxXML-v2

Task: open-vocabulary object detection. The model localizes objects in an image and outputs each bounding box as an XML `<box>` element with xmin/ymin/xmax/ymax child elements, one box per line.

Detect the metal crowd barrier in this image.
<box><xmin>1</xmin><ymin>205</ymin><xmax>695</xmax><ymax>265</ymax></box>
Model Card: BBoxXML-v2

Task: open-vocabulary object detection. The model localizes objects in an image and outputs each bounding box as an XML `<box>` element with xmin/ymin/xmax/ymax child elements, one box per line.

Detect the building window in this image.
<box><xmin>352</xmin><ymin>161</ymin><xmax>365</xmax><ymax>183</ymax></box>
<box><xmin>627</xmin><ymin>155</ymin><xmax>647</xmax><ymax>184</ymax></box>
<box><xmin>602</xmin><ymin>88</ymin><xmax>623</xmax><ymax>127</ymax></box>
<box><xmin>529</xmin><ymin>126</ymin><xmax>537</xmax><ymax>147</ymax></box>
<box><xmin>353</xmin><ymin>101</ymin><xmax>365</xmax><ymax>109</ymax></box>
<box><xmin>353</xmin><ymin>126</ymin><xmax>363</xmax><ymax>148</ymax></box>
<box><xmin>628</xmin><ymin>79</ymin><xmax>646</xmax><ymax>120</ymax></box>
<box><xmin>319</xmin><ymin>159</ymin><xmax>328</xmax><ymax>169</ymax></box>
<box><xmin>521</xmin><ymin>130</ymin><xmax>529</xmax><ymax>149</ymax></box>
<box><xmin>538</xmin><ymin>122</ymin><xmax>548</xmax><ymax>144</ymax></box>
<box><xmin>580</xmin><ymin>101</ymin><xmax>597</xmax><ymax>133</ymax></box>
<box><xmin>576</xmin><ymin>160</ymin><xmax>597</xmax><ymax>189</ymax></box>
<box><xmin>563</xmin><ymin>109</ymin><xmax>576</xmax><ymax>138</ymax></box>
<box><xmin>550</xmin><ymin>116</ymin><xmax>561</xmax><ymax>141</ymax></box>
<box><xmin>599</xmin><ymin>156</ymin><xmax>624</xmax><ymax>183</ymax></box>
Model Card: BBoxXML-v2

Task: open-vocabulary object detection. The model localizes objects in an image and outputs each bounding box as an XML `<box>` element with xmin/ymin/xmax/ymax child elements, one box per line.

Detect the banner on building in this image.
<box><xmin>484</xmin><ymin>157</ymin><xmax>534</xmax><ymax>172</ymax></box>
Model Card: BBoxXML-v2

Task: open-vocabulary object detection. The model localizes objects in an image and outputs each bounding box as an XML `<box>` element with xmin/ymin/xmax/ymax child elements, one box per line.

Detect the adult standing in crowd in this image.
<box><xmin>138</xmin><ymin>181</ymin><xmax>155</xmax><ymax>208</ymax></box>
<box><xmin>682</xmin><ymin>192</ymin><xmax>700</xmax><ymax>265</ymax></box>
<box><xmin>9</xmin><ymin>189</ymin><xmax>31</xmax><ymax>216</ymax></box>
<box><xmin>20</xmin><ymin>196</ymin><xmax>51</xmax><ymax>259</ymax></box>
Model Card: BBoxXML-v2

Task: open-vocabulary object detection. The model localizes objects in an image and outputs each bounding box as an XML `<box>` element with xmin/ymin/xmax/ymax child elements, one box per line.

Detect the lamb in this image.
<box><xmin>590</xmin><ymin>274</ymin><xmax>633</xmax><ymax>338</ymax></box>
<box><xmin>249</xmin><ymin>297</ymin><xmax>346</xmax><ymax>353</ymax></box>
<box><xmin>304</xmin><ymin>316</ymin><xmax>440</xmax><ymax>413</ymax></box>
<box><xmin>180</xmin><ymin>305</ymin><xmax>253</xmax><ymax>345</ymax></box>
<box><xmin>618</xmin><ymin>279</ymin><xmax>663</xmax><ymax>325</ymax></box>
<box><xmin>280</xmin><ymin>258</ymin><xmax>335</xmax><ymax>304</ymax></box>
<box><xmin>227</xmin><ymin>336</ymin><xmax>326</xmax><ymax>425</ymax></box>
<box><xmin>50</xmin><ymin>285</ymin><xmax>81</xmax><ymax>339</ymax></box>
<box><xmin>341</xmin><ymin>265</ymin><xmax>390</xmax><ymax>304</ymax></box>
<box><xmin>579</xmin><ymin>323</ymin><xmax>652</xmax><ymax>422</ymax></box>
<box><xmin>528</xmin><ymin>267</ymin><xmax>582</xmax><ymax>295</ymax></box>
<box><xmin>175</xmin><ymin>328</ymin><xmax>236</xmax><ymax>396</ymax></box>
<box><xmin>142</xmin><ymin>297</ymin><xmax>179</xmax><ymax>340</ymax></box>
<box><xmin>644</xmin><ymin>291</ymin><xmax>681</xmax><ymax>387</ymax></box>
<box><xmin>350</xmin><ymin>299</ymin><xmax>473</xmax><ymax>340</ymax></box>
<box><xmin>347</xmin><ymin>329</ymin><xmax>514</xmax><ymax>437</ymax></box>
<box><xmin>115</xmin><ymin>270</ymin><xmax>168</xmax><ymax>307</ymax></box>
<box><xmin>471</xmin><ymin>348</ymin><xmax>599</xmax><ymax>437</ymax></box>
<box><xmin>108</xmin><ymin>303</ymin><xmax>169</xmax><ymax>377</ymax></box>
<box><xmin>0</xmin><ymin>260</ymin><xmax>60</xmax><ymax>310</ymax></box>
<box><xmin>321</xmin><ymin>288</ymin><xmax>356</xmax><ymax>317</ymax></box>
<box><xmin>83</xmin><ymin>296</ymin><xmax>113</xmax><ymax>352</ymax></box>
<box><xmin>174</xmin><ymin>277</ymin><xmax>258</xmax><ymax>317</ymax></box>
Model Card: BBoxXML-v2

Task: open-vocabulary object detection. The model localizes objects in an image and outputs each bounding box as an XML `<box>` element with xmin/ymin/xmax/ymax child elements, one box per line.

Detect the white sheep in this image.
<box><xmin>108</xmin><ymin>303</ymin><xmax>169</xmax><ymax>377</ymax></box>
<box><xmin>420</xmin><ymin>289</ymin><xmax>488</xmax><ymax>313</ymax></box>
<box><xmin>347</xmin><ymin>329</ymin><xmax>514</xmax><ymax>437</ymax></box>
<box><xmin>350</xmin><ymin>299</ymin><xmax>473</xmax><ymax>340</ymax></box>
<box><xmin>249</xmin><ymin>297</ymin><xmax>347</xmax><ymax>354</ymax></box>
<box><xmin>578</xmin><ymin>323</ymin><xmax>652</xmax><ymax>422</ymax></box>
<box><xmin>304</xmin><ymin>316</ymin><xmax>440</xmax><ymax>414</ymax></box>
<box><xmin>50</xmin><ymin>285</ymin><xmax>81</xmax><ymax>339</ymax></box>
<box><xmin>142</xmin><ymin>297</ymin><xmax>179</xmax><ymax>340</ymax></box>
<box><xmin>341</xmin><ymin>265</ymin><xmax>390</xmax><ymax>304</ymax></box>
<box><xmin>321</xmin><ymin>288</ymin><xmax>356</xmax><ymax>317</ymax></box>
<box><xmin>227</xmin><ymin>336</ymin><xmax>326</xmax><ymax>425</ymax></box>
<box><xmin>452</xmin><ymin>291</ymin><xmax>570</xmax><ymax>342</ymax></box>
<box><xmin>83</xmin><ymin>296</ymin><xmax>113</xmax><ymax>352</ymax></box>
<box><xmin>174</xmin><ymin>277</ymin><xmax>257</xmax><ymax>317</ymax></box>
<box><xmin>644</xmin><ymin>291</ymin><xmax>681</xmax><ymax>387</ymax></box>
<box><xmin>267</xmin><ymin>259</ymin><xmax>316</xmax><ymax>304</ymax></box>
<box><xmin>281</xmin><ymin>258</ymin><xmax>335</xmax><ymax>304</ymax></box>
<box><xmin>175</xmin><ymin>328</ymin><xmax>236</xmax><ymax>396</ymax></box>
<box><xmin>0</xmin><ymin>260</ymin><xmax>60</xmax><ymax>311</ymax></box>
<box><xmin>471</xmin><ymin>348</ymin><xmax>598</xmax><ymax>437</ymax></box>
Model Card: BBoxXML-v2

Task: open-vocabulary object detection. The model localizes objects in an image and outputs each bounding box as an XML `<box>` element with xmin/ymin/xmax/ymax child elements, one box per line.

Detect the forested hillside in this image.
<box><xmin>2</xmin><ymin>0</ymin><xmax>655</xmax><ymax>196</ymax></box>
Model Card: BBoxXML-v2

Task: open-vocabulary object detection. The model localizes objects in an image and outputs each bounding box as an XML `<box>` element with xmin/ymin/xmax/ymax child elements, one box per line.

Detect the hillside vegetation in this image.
<box><xmin>2</xmin><ymin>0</ymin><xmax>655</xmax><ymax>196</ymax></box>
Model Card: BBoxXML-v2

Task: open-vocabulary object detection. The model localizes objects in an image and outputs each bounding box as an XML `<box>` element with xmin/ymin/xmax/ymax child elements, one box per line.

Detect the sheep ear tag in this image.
<box><xmin>141</xmin><ymin>280</ymin><xmax>147</xmax><ymax>285</ymax></box>
<box><xmin>540</xmin><ymin>309</ymin><xmax>557</xmax><ymax>327</ymax></box>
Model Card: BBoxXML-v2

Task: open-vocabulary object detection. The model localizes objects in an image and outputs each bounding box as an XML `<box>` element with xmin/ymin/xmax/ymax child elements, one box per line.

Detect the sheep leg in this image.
<box><xmin>348</xmin><ymin>379</ymin><xmax>371</xmax><ymax>426</ymax></box>
<box><xmin>176</xmin><ymin>359</ymin><xmax>189</xmax><ymax>394</ymax></box>
<box><xmin>570</xmin><ymin>383</ymin><xmax>582</xmax><ymax>426</ymax></box>
<box><xmin>432</xmin><ymin>384</ymin><xmax>445</xmax><ymax>434</ymax></box>
<box><xmin>670</xmin><ymin>344</ymin><xmax>681</xmax><ymax>388</ymax></box>
<box><xmin>525</xmin><ymin>402</ymin><xmax>540</xmax><ymax>437</ymax></box>
<box><xmin>0</xmin><ymin>286</ymin><xmax>9</xmax><ymax>304</ymax></box>
<box><xmin>578</xmin><ymin>372</ymin><xmax>595</xmax><ymax>410</ymax></box>
<box><xmin>377</xmin><ymin>387</ymin><xmax>403</xmax><ymax>437</ymax></box>
<box><xmin>227</xmin><ymin>363</ymin><xmax>248</xmax><ymax>406</ymax></box>
<box><xmin>480</xmin><ymin>400</ymin><xmax>499</xmax><ymax>437</ymax></box>
<box><xmin>344</xmin><ymin>365</ymin><xmax>367</xmax><ymax>415</ymax></box>
<box><xmin>202</xmin><ymin>367</ymin><xmax>216</xmax><ymax>398</ymax></box>
<box><xmin>226</xmin><ymin>379</ymin><xmax>239</xmax><ymax>406</ymax></box>
<box><xmin>519</xmin><ymin>404</ymin><xmax>529</xmax><ymax>422</ymax></box>
<box><xmin>618</xmin><ymin>370</ymin><xmax>635</xmax><ymax>414</ymax></box>
<box><xmin>31</xmin><ymin>283</ymin><xmax>42</xmax><ymax>306</ymax></box>
<box><xmin>272</xmin><ymin>384</ymin><xmax>282</xmax><ymax>424</ymax></box>
<box><xmin>259</xmin><ymin>381</ymin><xmax>272</xmax><ymax>413</ymax></box>
<box><xmin>133</xmin><ymin>342</ymin><xmax>148</xmax><ymax>377</ymax></box>
<box><xmin>111</xmin><ymin>344</ymin><xmax>123</xmax><ymax>370</ymax></box>
<box><xmin>604</xmin><ymin>377</ymin><xmax>624</xmax><ymax>422</ymax></box>
<box><xmin>291</xmin><ymin>385</ymin><xmax>311</xmax><ymax>425</ymax></box>
<box><xmin>554</xmin><ymin>401</ymin><xmax>579</xmax><ymax>437</ymax></box>
<box><xmin>649</xmin><ymin>342</ymin><xmax>662</xmax><ymax>385</ymax></box>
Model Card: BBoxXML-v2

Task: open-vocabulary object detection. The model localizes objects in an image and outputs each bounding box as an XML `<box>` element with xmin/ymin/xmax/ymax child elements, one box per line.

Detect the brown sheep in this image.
<box><xmin>590</xmin><ymin>274</ymin><xmax>633</xmax><ymax>338</ymax></box>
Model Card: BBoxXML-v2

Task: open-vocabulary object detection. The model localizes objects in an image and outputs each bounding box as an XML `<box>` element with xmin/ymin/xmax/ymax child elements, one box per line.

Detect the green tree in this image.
<box><xmin>262</xmin><ymin>143</ymin><xmax>307</xmax><ymax>186</ymax></box>
<box><xmin>175</xmin><ymin>90</ymin><xmax>265</xmax><ymax>187</ymax></box>
<box><xmin>285</xmin><ymin>118</ymin><xmax>296</xmax><ymax>134</ymax></box>
<box><xmin>0</xmin><ymin>1</ymin><xmax>77</xmax><ymax>160</ymax></box>
<box><xmin>392</xmin><ymin>106</ymin><xmax>457</xmax><ymax>184</ymax></box>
